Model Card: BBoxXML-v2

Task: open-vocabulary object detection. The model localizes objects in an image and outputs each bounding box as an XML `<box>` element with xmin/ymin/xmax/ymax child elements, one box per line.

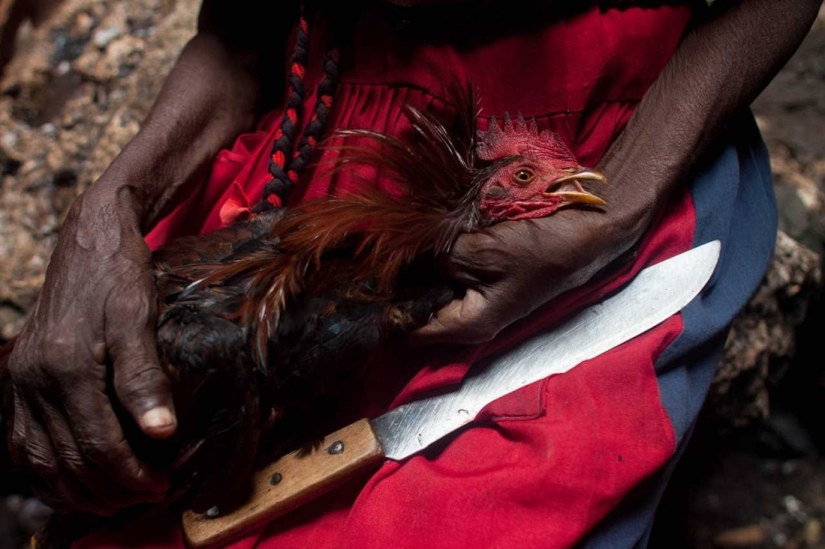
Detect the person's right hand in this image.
<box><xmin>6</xmin><ymin>186</ymin><xmax>176</xmax><ymax>515</ymax></box>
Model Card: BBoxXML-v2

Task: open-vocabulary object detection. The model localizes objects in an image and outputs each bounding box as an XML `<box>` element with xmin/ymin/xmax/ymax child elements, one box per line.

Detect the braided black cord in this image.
<box><xmin>256</xmin><ymin>2</ymin><xmax>343</xmax><ymax>213</ymax></box>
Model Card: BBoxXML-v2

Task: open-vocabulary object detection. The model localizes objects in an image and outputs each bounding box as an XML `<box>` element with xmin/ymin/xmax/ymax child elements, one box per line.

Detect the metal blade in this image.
<box><xmin>373</xmin><ymin>240</ymin><xmax>721</xmax><ymax>460</ymax></box>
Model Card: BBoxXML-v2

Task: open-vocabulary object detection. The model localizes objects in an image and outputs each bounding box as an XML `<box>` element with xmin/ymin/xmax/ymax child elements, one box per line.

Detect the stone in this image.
<box><xmin>711</xmin><ymin>231</ymin><xmax>822</xmax><ymax>428</ymax></box>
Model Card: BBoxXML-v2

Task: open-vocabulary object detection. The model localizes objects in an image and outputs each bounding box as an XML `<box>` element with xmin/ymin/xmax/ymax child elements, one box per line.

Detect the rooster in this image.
<box><xmin>0</xmin><ymin>96</ymin><xmax>606</xmax><ymax>546</ymax></box>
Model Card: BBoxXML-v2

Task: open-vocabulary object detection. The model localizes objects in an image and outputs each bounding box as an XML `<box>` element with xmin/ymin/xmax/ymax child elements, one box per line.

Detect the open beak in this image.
<box><xmin>542</xmin><ymin>168</ymin><xmax>608</xmax><ymax>207</ymax></box>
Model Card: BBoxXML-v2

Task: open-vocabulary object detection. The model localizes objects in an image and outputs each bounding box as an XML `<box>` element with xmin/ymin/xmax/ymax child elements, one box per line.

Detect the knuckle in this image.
<box><xmin>8</xmin><ymin>365</ymin><xmax>42</xmax><ymax>390</ymax></box>
<box><xmin>55</xmin><ymin>449</ymin><xmax>86</xmax><ymax>477</ymax></box>
<box><xmin>28</xmin><ymin>451</ymin><xmax>59</xmax><ymax>478</ymax></box>
<box><xmin>80</xmin><ymin>437</ymin><xmax>145</xmax><ymax>485</ymax></box>
<box><xmin>43</xmin><ymin>358</ymin><xmax>85</xmax><ymax>385</ymax></box>
<box><xmin>12</xmin><ymin>340</ymin><xmax>86</xmax><ymax>386</ymax></box>
<box><xmin>44</xmin><ymin>367</ymin><xmax>88</xmax><ymax>394</ymax></box>
<box><xmin>77</xmin><ymin>434</ymin><xmax>129</xmax><ymax>468</ymax></box>
<box><xmin>41</xmin><ymin>338</ymin><xmax>77</xmax><ymax>363</ymax></box>
<box><xmin>6</xmin><ymin>346</ymin><xmax>40</xmax><ymax>381</ymax></box>
<box><xmin>461</xmin><ymin>308</ymin><xmax>500</xmax><ymax>342</ymax></box>
<box><xmin>76</xmin><ymin>436</ymin><xmax>116</xmax><ymax>466</ymax></box>
<box><xmin>10</xmin><ymin>429</ymin><xmax>27</xmax><ymax>460</ymax></box>
<box><xmin>469</xmin><ymin>326</ymin><xmax>497</xmax><ymax>343</ymax></box>
<box><xmin>115</xmin><ymin>363</ymin><xmax>168</xmax><ymax>400</ymax></box>
<box><xmin>107</xmin><ymin>286</ymin><xmax>156</xmax><ymax>324</ymax></box>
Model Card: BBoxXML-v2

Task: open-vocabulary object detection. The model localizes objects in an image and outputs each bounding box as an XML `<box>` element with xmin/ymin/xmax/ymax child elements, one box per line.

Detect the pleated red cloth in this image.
<box><xmin>82</xmin><ymin>4</ymin><xmax>699</xmax><ymax>547</ymax></box>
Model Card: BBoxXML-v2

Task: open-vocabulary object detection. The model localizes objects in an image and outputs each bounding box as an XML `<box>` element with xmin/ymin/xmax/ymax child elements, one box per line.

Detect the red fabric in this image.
<box><xmin>87</xmin><ymin>4</ymin><xmax>698</xmax><ymax>548</ymax></box>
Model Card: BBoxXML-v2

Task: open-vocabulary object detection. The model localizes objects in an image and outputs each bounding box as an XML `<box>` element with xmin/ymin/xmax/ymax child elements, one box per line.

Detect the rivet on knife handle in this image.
<box><xmin>181</xmin><ymin>418</ymin><xmax>385</xmax><ymax>548</ymax></box>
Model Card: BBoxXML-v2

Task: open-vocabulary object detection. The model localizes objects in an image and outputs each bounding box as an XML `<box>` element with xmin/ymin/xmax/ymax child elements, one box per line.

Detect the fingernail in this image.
<box><xmin>141</xmin><ymin>407</ymin><xmax>175</xmax><ymax>430</ymax></box>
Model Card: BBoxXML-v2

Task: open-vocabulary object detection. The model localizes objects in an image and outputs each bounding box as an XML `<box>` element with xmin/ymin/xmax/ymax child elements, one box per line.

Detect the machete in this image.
<box><xmin>182</xmin><ymin>240</ymin><xmax>721</xmax><ymax>547</ymax></box>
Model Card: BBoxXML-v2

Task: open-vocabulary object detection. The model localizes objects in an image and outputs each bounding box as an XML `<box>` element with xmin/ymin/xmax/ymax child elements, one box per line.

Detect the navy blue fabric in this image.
<box><xmin>580</xmin><ymin>112</ymin><xmax>778</xmax><ymax>549</ymax></box>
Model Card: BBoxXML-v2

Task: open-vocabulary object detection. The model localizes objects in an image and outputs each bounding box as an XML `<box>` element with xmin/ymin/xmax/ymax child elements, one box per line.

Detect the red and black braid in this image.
<box><xmin>256</xmin><ymin>2</ymin><xmax>342</xmax><ymax>213</ymax></box>
<box><xmin>287</xmin><ymin>47</ymin><xmax>340</xmax><ymax>190</ymax></box>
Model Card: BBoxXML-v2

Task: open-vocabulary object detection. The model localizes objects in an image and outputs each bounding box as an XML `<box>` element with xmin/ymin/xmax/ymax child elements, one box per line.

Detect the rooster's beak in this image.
<box><xmin>543</xmin><ymin>168</ymin><xmax>608</xmax><ymax>207</ymax></box>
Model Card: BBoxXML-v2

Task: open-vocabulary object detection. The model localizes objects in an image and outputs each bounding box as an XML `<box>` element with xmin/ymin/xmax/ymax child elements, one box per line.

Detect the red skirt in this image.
<box><xmin>81</xmin><ymin>4</ymin><xmax>759</xmax><ymax>548</ymax></box>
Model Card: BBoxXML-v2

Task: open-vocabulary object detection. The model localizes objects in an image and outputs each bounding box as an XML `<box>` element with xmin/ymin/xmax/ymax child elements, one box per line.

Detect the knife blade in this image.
<box><xmin>182</xmin><ymin>240</ymin><xmax>721</xmax><ymax>547</ymax></box>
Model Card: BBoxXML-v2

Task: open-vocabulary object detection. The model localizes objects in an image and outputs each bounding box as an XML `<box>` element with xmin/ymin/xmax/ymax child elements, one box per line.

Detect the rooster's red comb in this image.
<box><xmin>476</xmin><ymin>113</ymin><xmax>579</xmax><ymax>169</ymax></box>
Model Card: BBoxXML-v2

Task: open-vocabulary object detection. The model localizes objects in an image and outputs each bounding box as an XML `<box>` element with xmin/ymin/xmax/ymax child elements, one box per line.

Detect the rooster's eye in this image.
<box><xmin>513</xmin><ymin>169</ymin><xmax>535</xmax><ymax>184</ymax></box>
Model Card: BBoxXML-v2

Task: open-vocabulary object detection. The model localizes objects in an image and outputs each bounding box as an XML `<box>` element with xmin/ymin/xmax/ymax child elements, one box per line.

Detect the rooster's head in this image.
<box><xmin>476</xmin><ymin>114</ymin><xmax>606</xmax><ymax>223</ymax></box>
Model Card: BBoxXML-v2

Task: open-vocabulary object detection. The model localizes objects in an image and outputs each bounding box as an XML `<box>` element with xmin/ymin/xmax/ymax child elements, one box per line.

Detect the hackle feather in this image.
<box><xmin>182</xmin><ymin>94</ymin><xmax>485</xmax><ymax>371</ymax></box>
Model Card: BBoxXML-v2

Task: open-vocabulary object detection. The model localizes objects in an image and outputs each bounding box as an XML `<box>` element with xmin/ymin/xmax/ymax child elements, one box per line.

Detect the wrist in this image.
<box><xmin>65</xmin><ymin>184</ymin><xmax>147</xmax><ymax>256</ymax></box>
<box><xmin>78</xmin><ymin>181</ymin><xmax>143</xmax><ymax>221</ymax></box>
<box><xmin>596</xmin><ymin>157</ymin><xmax>666</xmax><ymax>243</ymax></box>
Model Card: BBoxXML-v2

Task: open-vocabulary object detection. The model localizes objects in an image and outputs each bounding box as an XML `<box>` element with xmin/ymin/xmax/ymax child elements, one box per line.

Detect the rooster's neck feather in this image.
<box><xmin>180</xmin><ymin>96</ymin><xmax>483</xmax><ymax>372</ymax></box>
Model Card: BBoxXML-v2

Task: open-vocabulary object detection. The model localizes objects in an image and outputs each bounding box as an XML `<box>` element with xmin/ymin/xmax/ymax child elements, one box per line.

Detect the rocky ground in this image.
<box><xmin>0</xmin><ymin>2</ymin><xmax>823</xmax><ymax>548</ymax></box>
<box><xmin>651</xmin><ymin>7</ymin><xmax>825</xmax><ymax>549</ymax></box>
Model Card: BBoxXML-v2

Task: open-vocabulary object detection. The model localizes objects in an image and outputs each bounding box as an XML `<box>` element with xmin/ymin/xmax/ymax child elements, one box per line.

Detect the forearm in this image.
<box><xmin>94</xmin><ymin>34</ymin><xmax>265</xmax><ymax>231</ymax></box>
<box><xmin>85</xmin><ymin>0</ymin><xmax>296</xmax><ymax>232</ymax></box>
<box><xmin>598</xmin><ymin>0</ymin><xmax>820</xmax><ymax>237</ymax></box>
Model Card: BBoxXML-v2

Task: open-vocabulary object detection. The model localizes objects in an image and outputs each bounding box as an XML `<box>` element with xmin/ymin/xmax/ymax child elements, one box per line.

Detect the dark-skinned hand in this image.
<box><xmin>414</xmin><ymin>203</ymin><xmax>636</xmax><ymax>345</ymax></box>
<box><xmin>5</xmin><ymin>187</ymin><xmax>176</xmax><ymax>515</ymax></box>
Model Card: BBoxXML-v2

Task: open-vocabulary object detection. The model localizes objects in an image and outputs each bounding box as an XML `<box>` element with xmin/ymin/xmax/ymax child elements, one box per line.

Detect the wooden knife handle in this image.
<box><xmin>181</xmin><ymin>418</ymin><xmax>385</xmax><ymax>548</ymax></box>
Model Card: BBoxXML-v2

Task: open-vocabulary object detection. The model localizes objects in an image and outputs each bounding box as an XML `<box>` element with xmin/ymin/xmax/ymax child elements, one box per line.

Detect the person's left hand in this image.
<box><xmin>413</xmin><ymin>206</ymin><xmax>636</xmax><ymax>345</ymax></box>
